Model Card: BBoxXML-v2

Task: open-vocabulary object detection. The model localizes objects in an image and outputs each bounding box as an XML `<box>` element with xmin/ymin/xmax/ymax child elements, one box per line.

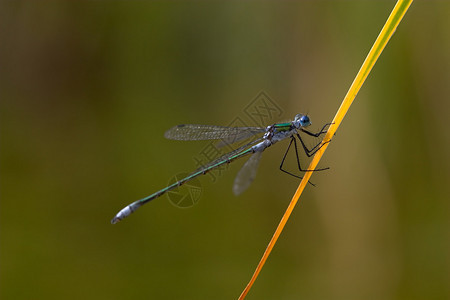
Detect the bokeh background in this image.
<box><xmin>1</xmin><ymin>1</ymin><xmax>449</xmax><ymax>299</ymax></box>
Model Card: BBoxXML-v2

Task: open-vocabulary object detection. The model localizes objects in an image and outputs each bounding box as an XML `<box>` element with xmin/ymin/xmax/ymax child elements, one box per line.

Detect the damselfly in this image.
<box><xmin>111</xmin><ymin>114</ymin><xmax>331</xmax><ymax>224</ymax></box>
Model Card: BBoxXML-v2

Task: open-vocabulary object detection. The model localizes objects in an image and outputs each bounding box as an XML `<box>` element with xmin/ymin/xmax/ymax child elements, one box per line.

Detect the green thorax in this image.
<box><xmin>273</xmin><ymin>122</ymin><xmax>292</xmax><ymax>132</ymax></box>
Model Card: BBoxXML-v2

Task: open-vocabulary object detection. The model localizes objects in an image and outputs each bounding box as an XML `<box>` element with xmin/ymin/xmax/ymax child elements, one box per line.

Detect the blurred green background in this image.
<box><xmin>1</xmin><ymin>1</ymin><xmax>449</xmax><ymax>299</ymax></box>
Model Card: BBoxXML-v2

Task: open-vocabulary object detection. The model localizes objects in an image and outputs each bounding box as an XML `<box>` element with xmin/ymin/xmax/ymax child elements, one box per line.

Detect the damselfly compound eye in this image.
<box><xmin>299</xmin><ymin>115</ymin><xmax>311</xmax><ymax>127</ymax></box>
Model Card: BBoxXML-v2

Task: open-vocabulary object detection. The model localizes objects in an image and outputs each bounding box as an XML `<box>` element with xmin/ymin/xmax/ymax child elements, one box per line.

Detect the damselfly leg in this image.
<box><xmin>298</xmin><ymin>122</ymin><xmax>333</xmax><ymax>157</ymax></box>
<box><xmin>279</xmin><ymin>123</ymin><xmax>332</xmax><ymax>186</ymax></box>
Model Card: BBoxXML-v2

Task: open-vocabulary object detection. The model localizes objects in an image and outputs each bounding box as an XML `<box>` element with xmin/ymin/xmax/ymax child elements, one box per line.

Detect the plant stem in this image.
<box><xmin>238</xmin><ymin>0</ymin><xmax>414</xmax><ymax>298</ymax></box>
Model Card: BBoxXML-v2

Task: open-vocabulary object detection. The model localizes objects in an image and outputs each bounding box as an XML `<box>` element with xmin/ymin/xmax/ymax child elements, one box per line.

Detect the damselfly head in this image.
<box><xmin>293</xmin><ymin>114</ymin><xmax>311</xmax><ymax>128</ymax></box>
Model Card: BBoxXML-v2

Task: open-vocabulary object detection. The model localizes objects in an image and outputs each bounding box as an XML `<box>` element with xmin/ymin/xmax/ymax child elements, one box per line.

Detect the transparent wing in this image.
<box><xmin>191</xmin><ymin>138</ymin><xmax>263</xmax><ymax>175</ymax></box>
<box><xmin>233</xmin><ymin>151</ymin><xmax>263</xmax><ymax>196</ymax></box>
<box><xmin>164</xmin><ymin>124</ymin><xmax>265</xmax><ymax>141</ymax></box>
<box><xmin>215</xmin><ymin>130</ymin><xmax>264</xmax><ymax>148</ymax></box>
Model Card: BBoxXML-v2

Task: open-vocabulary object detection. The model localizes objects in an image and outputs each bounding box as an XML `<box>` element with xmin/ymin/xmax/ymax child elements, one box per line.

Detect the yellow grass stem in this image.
<box><xmin>238</xmin><ymin>0</ymin><xmax>413</xmax><ymax>298</ymax></box>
